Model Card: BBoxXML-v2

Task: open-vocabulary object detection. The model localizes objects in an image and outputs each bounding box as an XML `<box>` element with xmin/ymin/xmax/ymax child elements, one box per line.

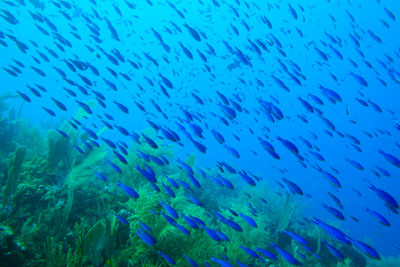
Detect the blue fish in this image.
<box><xmin>116</xmin><ymin>182</ymin><xmax>139</xmax><ymax>198</ymax></box>
<box><xmin>161</xmin><ymin>182</ymin><xmax>175</xmax><ymax>198</ymax></box>
<box><xmin>283</xmin><ymin>178</ymin><xmax>303</xmax><ymax>195</ymax></box>
<box><xmin>115</xmin><ymin>214</ymin><xmax>128</xmax><ymax>224</ymax></box>
<box><xmin>323</xmin><ymin>241</ymin><xmax>344</xmax><ymax>261</ymax></box>
<box><xmin>328</xmin><ymin>192</ymin><xmax>344</xmax><ymax>210</ymax></box>
<box><xmin>238</xmin><ymin>171</ymin><xmax>256</xmax><ymax>186</ymax></box>
<box><xmin>256</xmin><ymin>247</ymin><xmax>277</xmax><ymax>260</ymax></box>
<box><xmin>181</xmin><ymin>213</ymin><xmax>199</xmax><ymax>229</ymax></box>
<box><xmin>172</xmin><ymin>222</ymin><xmax>190</xmax><ymax>235</ymax></box>
<box><xmin>351</xmin><ymin>239</ymin><xmax>380</xmax><ymax>260</ymax></box>
<box><xmin>239</xmin><ymin>245</ymin><xmax>261</xmax><ymax>260</ymax></box>
<box><xmin>184</xmin><ymin>254</ymin><xmax>199</xmax><ymax>267</ymax></box>
<box><xmin>51</xmin><ymin>97</ymin><xmax>67</xmax><ymax>111</ymax></box>
<box><xmin>114</xmin><ymin>101</ymin><xmax>129</xmax><ymax>114</ymax></box>
<box><xmin>313</xmin><ymin>218</ymin><xmax>350</xmax><ymax>244</ymax></box>
<box><xmin>93</xmin><ymin>170</ymin><xmax>107</xmax><ymax>182</ymax></box>
<box><xmin>17</xmin><ymin>91</ymin><xmax>31</xmax><ymax>102</ymax></box>
<box><xmin>142</xmin><ymin>134</ymin><xmax>158</xmax><ymax>149</ymax></box>
<box><xmin>369</xmin><ymin>184</ymin><xmax>399</xmax><ymax>211</ymax></box>
<box><xmin>165</xmin><ymin>176</ymin><xmax>179</xmax><ymax>189</ymax></box>
<box><xmin>283</xmin><ymin>230</ymin><xmax>308</xmax><ymax>245</ymax></box>
<box><xmin>271</xmin><ymin>243</ymin><xmax>302</xmax><ymax>266</ymax></box>
<box><xmin>139</xmin><ymin>221</ymin><xmax>152</xmax><ymax>232</ymax></box>
<box><xmin>185</xmin><ymin>194</ymin><xmax>203</xmax><ymax>207</ymax></box>
<box><xmin>107</xmin><ymin>160</ymin><xmax>122</xmax><ymax>174</ymax></box>
<box><xmin>56</xmin><ymin>129</ymin><xmax>68</xmax><ymax>138</ymax></box>
<box><xmin>160</xmin><ymin>200</ymin><xmax>178</xmax><ymax>219</ymax></box>
<box><xmin>211</xmin><ymin>257</ymin><xmax>234</xmax><ymax>267</ymax></box>
<box><xmin>136</xmin><ymin>229</ymin><xmax>156</xmax><ymax>247</ymax></box>
<box><xmin>239</xmin><ymin>213</ymin><xmax>257</xmax><ymax>227</ymax></box>
<box><xmin>200</xmin><ymin>225</ymin><xmax>221</xmax><ymax>241</ymax></box>
<box><xmin>158</xmin><ymin>251</ymin><xmax>176</xmax><ymax>265</ymax></box>
<box><xmin>378</xmin><ymin>149</ymin><xmax>400</xmax><ymax>168</ymax></box>
<box><xmin>214</xmin><ymin>229</ymin><xmax>230</xmax><ymax>241</ymax></box>
<box><xmin>364</xmin><ymin>208</ymin><xmax>391</xmax><ymax>226</ymax></box>
<box><xmin>277</xmin><ymin>137</ymin><xmax>299</xmax><ymax>154</ymax></box>
<box><xmin>136</xmin><ymin>164</ymin><xmax>157</xmax><ymax>183</ymax></box>
<box><xmin>321</xmin><ymin>203</ymin><xmax>345</xmax><ymax>220</ymax></box>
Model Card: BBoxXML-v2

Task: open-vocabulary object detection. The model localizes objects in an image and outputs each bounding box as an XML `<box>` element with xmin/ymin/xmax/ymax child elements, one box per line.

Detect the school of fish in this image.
<box><xmin>1</xmin><ymin>0</ymin><xmax>400</xmax><ymax>266</ymax></box>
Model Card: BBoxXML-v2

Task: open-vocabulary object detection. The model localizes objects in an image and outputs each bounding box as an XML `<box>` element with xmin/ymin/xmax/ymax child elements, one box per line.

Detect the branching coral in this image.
<box><xmin>44</xmin><ymin>237</ymin><xmax>68</xmax><ymax>267</ymax></box>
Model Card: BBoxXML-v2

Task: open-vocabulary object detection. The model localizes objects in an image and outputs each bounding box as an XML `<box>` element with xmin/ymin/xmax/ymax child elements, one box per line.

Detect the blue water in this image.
<box><xmin>1</xmin><ymin>0</ymin><xmax>400</xmax><ymax>265</ymax></box>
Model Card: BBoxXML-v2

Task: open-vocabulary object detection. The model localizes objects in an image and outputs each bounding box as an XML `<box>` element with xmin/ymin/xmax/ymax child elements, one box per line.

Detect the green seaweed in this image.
<box><xmin>46</xmin><ymin>131</ymin><xmax>71</xmax><ymax>171</ymax></box>
<box><xmin>3</xmin><ymin>146</ymin><xmax>26</xmax><ymax>201</ymax></box>
<box><xmin>83</xmin><ymin>219</ymin><xmax>108</xmax><ymax>265</ymax></box>
<box><xmin>64</xmin><ymin>147</ymin><xmax>107</xmax><ymax>190</ymax></box>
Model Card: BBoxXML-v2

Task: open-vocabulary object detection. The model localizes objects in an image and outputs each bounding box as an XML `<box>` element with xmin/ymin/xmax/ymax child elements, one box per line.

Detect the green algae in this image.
<box><xmin>3</xmin><ymin>146</ymin><xmax>26</xmax><ymax>201</ymax></box>
<box><xmin>64</xmin><ymin>147</ymin><xmax>107</xmax><ymax>190</ymax></box>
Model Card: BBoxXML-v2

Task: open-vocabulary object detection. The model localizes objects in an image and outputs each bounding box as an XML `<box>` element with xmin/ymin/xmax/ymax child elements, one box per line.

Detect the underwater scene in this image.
<box><xmin>0</xmin><ymin>0</ymin><xmax>399</xmax><ymax>266</ymax></box>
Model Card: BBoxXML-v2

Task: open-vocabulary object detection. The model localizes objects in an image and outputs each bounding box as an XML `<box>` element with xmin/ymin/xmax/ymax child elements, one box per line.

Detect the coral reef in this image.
<box><xmin>0</xmin><ymin>115</ymin><xmax>396</xmax><ymax>267</ymax></box>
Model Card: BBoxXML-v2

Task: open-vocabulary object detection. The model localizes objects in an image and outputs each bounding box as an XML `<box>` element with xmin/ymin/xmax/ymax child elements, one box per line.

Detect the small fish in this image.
<box><xmin>369</xmin><ymin>184</ymin><xmax>399</xmax><ymax>211</ymax></box>
<box><xmin>172</xmin><ymin>222</ymin><xmax>190</xmax><ymax>235</ymax></box>
<box><xmin>142</xmin><ymin>134</ymin><xmax>158</xmax><ymax>149</ymax></box>
<box><xmin>181</xmin><ymin>213</ymin><xmax>199</xmax><ymax>229</ymax></box>
<box><xmin>116</xmin><ymin>182</ymin><xmax>139</xmax><ymax>198</ymax></box>
<box><xmin>17</xmin><ymin>91</ymin><xmax>31</xmax><ymax>102</ymax></box>
<box><xmin>313</xmin><ymin>218</ymin><xmax>350</xmax><ymax>244</ymax></box>
<box><xmin>321</xmin><ymin>203</ymin><xmax>345</xmax><ymax>220</ymax></box>
<box><xmin>56</xmin><ymin>129</ymin><xmax>68</xmax><ymax>138</ymax></box>
<box><xmin>83</xmin><ymin>127</ymin><xmax>98</xmax><ymax>140</ymax></box>
<box><xmin>165</xmin><ymin>176</ymin><xmax>179</xmax><ymax>189</ymax></box>
<box><xmin>201</xmin><ymin>225</ymin><xmax>221</xmax><ymax>241</ymax></box>
<box><xmin>323</xmin><ymin>240</ymin><xmax>344</xmax><ymax>261</ymax></box>
<box><xmin>114</xmin><ymin>151</ymin><xmax>128</xmax><ymax>164</ymax></box>
<box><xmin>139</xmin><ymin>221</ymin><xmax>152</xmax><ymax>232</ymax></box>
<box><xmin>136</xmin><ymin>229</ymin><xmax>156</xmax><ymax>246</ymax></box>
<box><xmin>42</xmin><ymin>107</ymin><xmax>56</xmax><ymax>116</ymax></box>
<box><xmin>185</xmin><ymin>194</ymin><xmax>203</xmax><ymax>207</ymax></box>
<box><xmin>239</xmin><ymin>246</ymin><xmax>261</xmax><ymax>260</ymax></box>
<box><xmin>351</xmin><ymin>239</ymin><xmax>380</xmax><ymax>259</ymax></box>
<box><xmin>239</xmin><ymin>213</ymin><xmax>257</xmax><ymax>227</ymax></box>
<box><xmin>114</xmin><ymin>101</ymin><xmax>129</xmax><ymax>114</ymax></box>
<box><xmin>93</xmin><ymin>170</ymin><xmax>107</xmax><ymax>182</ymax></box>
<box><xmin>51</xmin><ymin>97</ymin><xmax>67</xmax><ymax>111</ymax></box>
<box><xmin>221</xmin><ymin>217</ymin><xmax>242</xmax><ymax>232</ymax></box>
<box><xmin>364</xmin><ymin>208</ymin><xmax>390</xmax><ymax>226</ymax></box>
<box><xmin>161</xmin><ymin>182</ymin><xmax>175</xmax><ymax>198</ymax></box>
<box><xmin>346</xmin><ymin>158</ymin><xmax>364</xmax><ymax>170</ymax></box>
<box><xmin>238</xmin><ymin>172</ymin><xmax>256</xmax><ymax>186</ymax></box>
<box><xmin>256</xmin><ymin>247</ymin><xmax>277</xmax><ymax>260</ymax></box>
<box><xmin>277</xmin><ymin>137</ymin><xmax>299</xmax><ymax>154</ymax></box>
<box><xmin>115</xmin><ymin>214</ymin><xmax>128</xmax><ymax>224</ymax></box>
<box><xmin>160</xmin><ymin>200</ymin><xmax>178</xmax><ymax>219</ymax></box>
<box><xmin>283</xmin><ymin>178</ymin><xmax>303</xmax><ymax>195</ymax></box>
<box><xmin>283</xmin><ymin>230</ymin><xmax>308</xmax><ymax>245</ymax></box>
<box><xmin>328</xmin><ymin>192</ymin><xmax>344</xmax><ymax>210</ymax></box>
<box><xmin>211</xmin><ymin>257</ymin><xmax>234</xmax><ymax>267</ymax></box>
<box><xmin>271</xmin><ymin>243</ymin><xmax>302</xmax><ymax>266</ymax></box>
<box><xmin>184</xmin><ymin>254</ymin><xmax>199</xmax><ymax>267</ymax></box>
<box><xmin>349</xmin><ymin>72</ymin><xmax>368</xmax><ymax>87</ymax></box>
<box><xmin>136</xmin><ymin>164</ymin><xmax>157</xmax><ymax>183</ymax></box>
<box><xmin>378</xmin><ymin>149</ymin><xmax>400</xmax><ymax>168</ymax></box>
<box><xmin>161</xmin><ymin>211</ymin><xmax>177</xmax><ymax>225</ymax></box>
<box><xmin>184</xmin><ymin>23</ymin><xmax>201</xmax><ymax>41</ymax></box>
